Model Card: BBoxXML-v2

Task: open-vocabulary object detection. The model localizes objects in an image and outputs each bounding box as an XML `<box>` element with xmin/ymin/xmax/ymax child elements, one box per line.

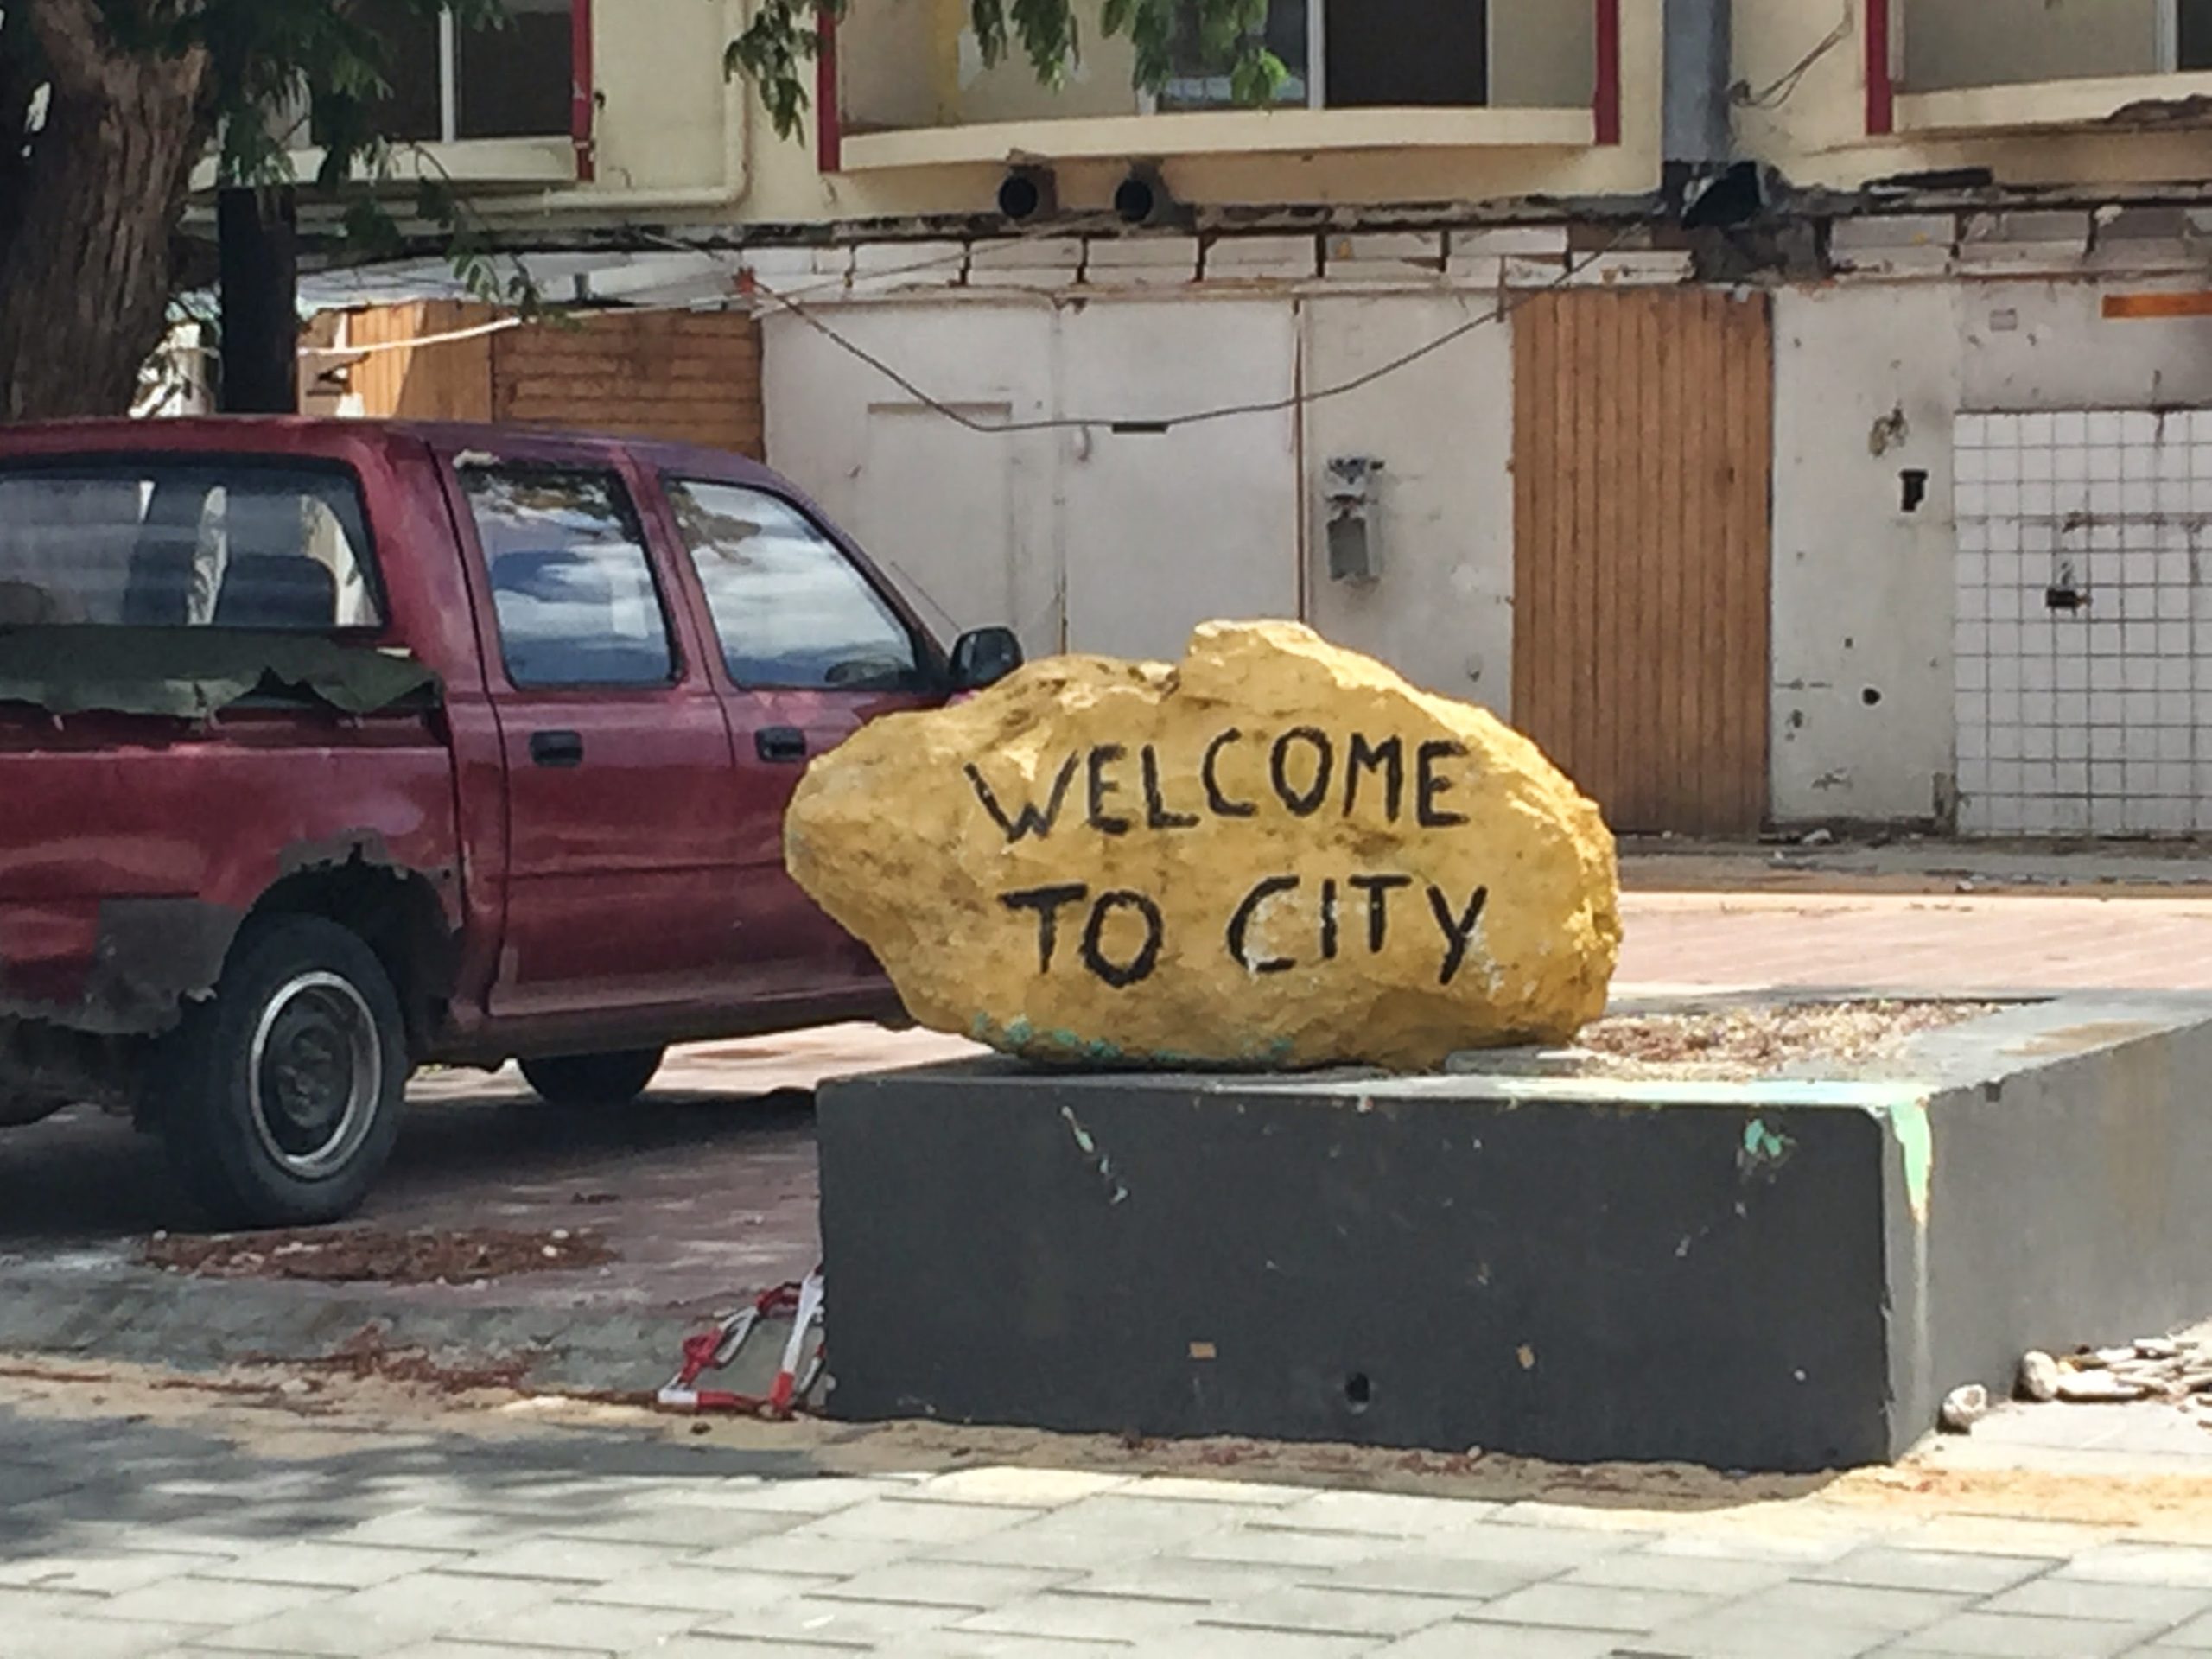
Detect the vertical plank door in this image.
<box><xmin>1513</xmin><ymin>287</ymin><xmax>1772</xmax><ymax>836</ymax></box>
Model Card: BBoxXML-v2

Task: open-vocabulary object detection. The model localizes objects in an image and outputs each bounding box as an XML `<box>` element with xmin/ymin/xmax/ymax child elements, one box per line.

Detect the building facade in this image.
<box><xmin>276</xmin><ymin>0</ymin><xmax>2212</xmax><ymax>838</ymax></box>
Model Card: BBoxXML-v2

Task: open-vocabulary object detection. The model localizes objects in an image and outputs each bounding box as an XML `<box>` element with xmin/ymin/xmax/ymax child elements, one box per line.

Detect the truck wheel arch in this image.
<box><xmin>245</xmin><ymin>860</ymin><xmax>457</xmax><ymax>1060</ymax></box>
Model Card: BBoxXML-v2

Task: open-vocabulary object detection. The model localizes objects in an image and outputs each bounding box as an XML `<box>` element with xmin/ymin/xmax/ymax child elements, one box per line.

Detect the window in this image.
<box><xmin>462</xmin><ymin>467</ymin><xmax>675</xmax><ymax>689</ymax></box>
<box><xmin>1161</xmin><ymin>0</ymin><xmax>1490</xmax><ymax>111</ymax></box>
<box><xmin>666</xmin><ymin>480</ymin><xmax>923</xmax><ymax>691</ymax></box>
<box><xmin>1900</xmin><ymin>0</ymin><xmax>2212</xmax><ymax>92</ymax></box>
<box><xmin>327</xmin><ymin>0</ymin><xmax>573</xmax><ymax>144</ymax></box>
<box><xmin>0</xmin><ymin>461</ymin><xmax>379</xmax><ymax>632</ymax></box>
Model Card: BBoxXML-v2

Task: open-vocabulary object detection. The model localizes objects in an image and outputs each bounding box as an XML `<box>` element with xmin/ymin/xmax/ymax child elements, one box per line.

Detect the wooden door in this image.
<box><xmin>1512</xmin><ymin>287</ymin><xmax>1772</xmax><ymax>836</ymax></box>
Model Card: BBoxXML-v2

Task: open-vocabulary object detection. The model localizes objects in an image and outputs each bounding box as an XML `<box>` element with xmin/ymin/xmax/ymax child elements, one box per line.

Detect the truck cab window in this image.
<box><xmin>666</xmin><ymin>479</ymin><xmax>922</xmax><ymax>690</ymax></box>
<box><xmin>0</xmin><ymin>462</ymin><xmax>379</xmax><ymax>631</ymax></box>
<box><xmin>461</xmin><ymin>466</ymin><xmax>677</xmax><ymax>690</ymax></box>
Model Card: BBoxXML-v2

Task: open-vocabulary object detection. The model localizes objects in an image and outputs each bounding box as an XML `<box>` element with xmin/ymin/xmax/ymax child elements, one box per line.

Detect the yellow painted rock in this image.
<box><xmin>785</xmin><ymin>621</ymin><xmax>1620</xmax><ymax>1071</ymax></box>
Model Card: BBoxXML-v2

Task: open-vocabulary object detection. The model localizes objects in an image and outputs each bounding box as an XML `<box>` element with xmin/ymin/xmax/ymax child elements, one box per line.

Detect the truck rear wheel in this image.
<box><xmin>163</xmin><ymin>915</ymin><xmax>407</xmax><ymax>1228</ymax></box>
<box><xmin>519</xmin><ymin>1048</ymin><xmax>665</xmax><ymax>1109</ymax></box>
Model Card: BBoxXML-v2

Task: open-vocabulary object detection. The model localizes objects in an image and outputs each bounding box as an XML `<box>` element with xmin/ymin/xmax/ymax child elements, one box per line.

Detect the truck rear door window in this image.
<box><xmin>666</xmin><ymin>479</ymin><xmax>923</xmax><ymax>690</ymax></box>
<box><xmin>0</xmin><ymin>461</ymin><xmax>380</xmax><ymax>630</ymax></box>
<box><xmin>461</xmin><ymin>465</ymin><xmax>677</xmax><ymax>690</ymax></box>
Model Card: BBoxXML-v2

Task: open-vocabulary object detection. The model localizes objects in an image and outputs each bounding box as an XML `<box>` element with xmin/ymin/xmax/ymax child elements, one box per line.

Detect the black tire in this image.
<box><xmin>519</xmin><ymin>1048</ymin><xmax>666</xmax><ymax>1109</ymax></box>
<box><xmin>162</xmin><ymin>915</ymin><xmax>408</xmax><ymax>1229</ymax></box>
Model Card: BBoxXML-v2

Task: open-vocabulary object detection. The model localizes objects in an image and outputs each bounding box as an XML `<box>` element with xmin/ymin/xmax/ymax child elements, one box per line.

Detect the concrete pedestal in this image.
<box><xmin>817</xmin><ymin>996</ymin><xmax>2212</xmax><ymax>1471</ymax></box>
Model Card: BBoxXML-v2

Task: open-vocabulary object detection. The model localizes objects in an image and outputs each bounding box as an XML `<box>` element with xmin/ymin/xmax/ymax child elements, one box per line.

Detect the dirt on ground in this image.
<box><xmin>9</xmin><ymin>1354</ymin><xmax>2212</xmax><ymax>1541</ymax></box>
<box><xmin>1558</xmin><ymin>1000</ymin><xmax>2003</xmax><ymax>1081</ymax></box>
<box><xmin>140</xmin><ymin>1225</ymin><xmax>618</xmax><ymax>1285</ymax></box>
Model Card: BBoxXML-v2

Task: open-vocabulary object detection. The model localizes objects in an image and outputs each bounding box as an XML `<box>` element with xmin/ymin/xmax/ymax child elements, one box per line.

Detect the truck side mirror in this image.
<box><xmin>949</xmin><ymin>627</ymin><xmax>1024</xmax><ymax>692</ymax></box>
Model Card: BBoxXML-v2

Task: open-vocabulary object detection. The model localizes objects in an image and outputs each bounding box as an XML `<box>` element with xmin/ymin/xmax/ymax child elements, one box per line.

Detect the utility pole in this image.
<box><xmin>217</xmin><ymin>186</ymin><xmax>299</xmax><ymax>414</ymax></box>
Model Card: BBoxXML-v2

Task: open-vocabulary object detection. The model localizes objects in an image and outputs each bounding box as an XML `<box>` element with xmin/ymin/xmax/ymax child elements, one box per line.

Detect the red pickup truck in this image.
<box><xmin>0</xmin><ymin>418</ymin><xmax>1020</xmax><ymax>1227</ymax></box>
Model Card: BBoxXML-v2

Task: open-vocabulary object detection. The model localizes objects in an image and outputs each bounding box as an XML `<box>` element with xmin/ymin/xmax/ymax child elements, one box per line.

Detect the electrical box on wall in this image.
<box><xmin>1325</xmin><ymin>457</ymin><xmax>1384</xmax><ymax>584</ymax></box>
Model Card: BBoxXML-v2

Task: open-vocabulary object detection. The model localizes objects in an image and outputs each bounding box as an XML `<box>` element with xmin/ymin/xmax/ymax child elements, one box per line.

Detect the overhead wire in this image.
<box><xmin>744</xmin><ymin>219</ymin><xmax>1649</xmax><ymax>435</ymax></box>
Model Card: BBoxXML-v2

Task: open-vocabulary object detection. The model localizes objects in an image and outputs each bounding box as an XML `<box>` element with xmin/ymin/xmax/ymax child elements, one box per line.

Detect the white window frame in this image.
<box><xmin>1893</xmin><ymin>0</ymin><xmax>2198</xmax><ymax>86</ymax></box>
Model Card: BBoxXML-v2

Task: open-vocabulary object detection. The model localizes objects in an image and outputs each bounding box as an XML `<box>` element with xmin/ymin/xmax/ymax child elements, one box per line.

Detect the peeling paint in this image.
<box><xmin>1883</xmin><ymin>1097</ymin><xmax>1935</xmax><ymax>1224</ymax></box>
<box><xmin>1738</xmin><ymin>1117</ymin><xmax>1795</xmax><ymax>1178</ymax></box>
<box><xmin>1058</xmin><ymin>1104</ymin><xmax>1130</xmax><ymax>1206</ymax></box>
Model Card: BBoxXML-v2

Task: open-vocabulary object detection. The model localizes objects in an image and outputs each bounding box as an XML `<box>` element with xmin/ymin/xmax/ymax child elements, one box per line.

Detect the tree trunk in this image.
<box><xmin>0</xmin><ymin>0</ymin><xmax>210</xmax><ymax>423</ymax></box>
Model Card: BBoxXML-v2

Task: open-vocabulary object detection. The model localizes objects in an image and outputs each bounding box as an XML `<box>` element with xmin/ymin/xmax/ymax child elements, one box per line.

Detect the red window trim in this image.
<box><xmin>817</xmin><ymin>8</ymin><xmax>843</xmax><ymax>174</ymax></box>
<box><xmin>1593</xmin><ymin>0</ymin><xmax>1622</xmax><ymax>145</ymax></box>
<box><xmin>1866</xmin><ymin>0</ymin><xmax>1896</xmax><ymax>135</ymax></box>
<box><xmin>571</xmin><ymin>0</ymin><xmax>597</xmax><ymax>180</ymax></box>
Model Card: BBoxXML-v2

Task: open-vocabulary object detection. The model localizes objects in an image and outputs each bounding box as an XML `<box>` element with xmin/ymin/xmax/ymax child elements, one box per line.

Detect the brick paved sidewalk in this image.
<box><xmin>10</xmin><ymin>1385</ymin><xmax>2212</xmax><ymax>1659</ymax></box>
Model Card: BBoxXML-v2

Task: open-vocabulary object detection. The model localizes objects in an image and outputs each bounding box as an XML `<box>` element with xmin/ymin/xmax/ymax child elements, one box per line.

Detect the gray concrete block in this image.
<box><xmin>92</xmin><ymin>1577</ymin><xmax>335</xmax><ymax>1627</ymax></box>
<box><xmin>1635</xmin><ymin>1608</ymin><xmax>1901</xmax><ymax>1658</ymax></box>
<box><xmin>451</xmin><ymin>1598</ymin><xmax>707</xmax><ymax>1654</ymax></box>
<box><xmin>702</xmin><ymin>1594</ymin><xmax>969</xmax><ymax>1645</ymax></box>
<box><xmin>1885</xmin><ymin>1609</ymin><xmax>2164</xmax><ymax>1657</ymax></box>
<box><xmin>1206</xmin><ymin>1583</ymin><xmax>1460</xmax><ymax>1637</ymax></box>
<box><xmin>954</xmin><ymin>1590</ymin><xmax>1204</xmax><ymax>1643</ymax></box>
<box><xmin>569</xmin><ymin>1565</ymin><xmax>806</xmax><ymax>1614</ymax></box>
<box><xmin>780</xmin><ymin>1499</ymin><xmax>1033</xmax><ymax>1549</ymax></box>
<box><xmin>437</xmin><ymin>1537</ymin><xmax>690</xmax><ymax>1583</ymax></box>
<box><xmin>1319</xmin><ymin>1554</ymin><xmax>1548</xmax><ymax>1601</ymax></box>
<box><xmin>185</xmin><ymin>1572</ymin><xmax>549</xmax><ymax>1656</ymax></box>
<box><xmin>1379</xmin><ymin>1626</ymin><xmax>1630</xmax><ymax>1658</ymax></box>
<box><xmin>811</xmin><ymin>1560</ymin><xmax>1073</xmax><ymax>1608</ymax></box>
<box><xmin>1561</xmin><ymin>1548</ymin><xmax>1795</xmax><ymax>1597</ymax></box>
<box><xmin>2</xmin><ymin>1548</ymin><xmax>231</xmax><ymax>1595</ymax></box>
<box><xmin>1806</xmin><ymin>1545</ymin><xmax>2059</xmax><ymax>1596</ymax></box>
<box><xmin>1980</xmin><ymin>1575</ymin><xmax>2212</xmax><ymax>1623</ymax></box>
<box><xmin>1697</xmin><ymin>1578</ymin><xmax>1970</xmax><ymax>1630</ymax></box>
<box><xmin>199</xmin><ymin>1541</ymin><xmax>459</xmax><ymax>1591</ymax></box>
<box><xmin>2061</xmin><ymin>1543</ymin><xmax>2212</xmax><ymax>1588</ymax></box>
<box><xmin>1465</xmin><ymin>1580</ymin><xmax>1718</xmax><ymax>1633</ymax></box>
<box><xmin>0</xmin><ymin>1615</ymin><xmax>203</xmax><ymax>1659</ymax></box>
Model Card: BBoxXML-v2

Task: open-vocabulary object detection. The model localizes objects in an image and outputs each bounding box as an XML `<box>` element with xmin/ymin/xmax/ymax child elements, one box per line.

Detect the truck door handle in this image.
<box><xmin>756</xmin><ymin>727</ymin><xmax>809</xmax><ymax>764</ymax></box>
<box><xmin>530</xmin><ymin>729</ymin><xmax>585</xmax><ymax>769</ymax></box>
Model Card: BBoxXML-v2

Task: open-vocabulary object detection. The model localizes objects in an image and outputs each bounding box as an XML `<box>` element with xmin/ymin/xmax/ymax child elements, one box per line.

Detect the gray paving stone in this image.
<box><xmin>1262</xmin><ymin>1491</ymin><xmax>1509</xmax><ymax>1536</ymax></box>
<box><xmin>1466</xmin><ymin>1580</ymin><xmax>1719</xmax><ymax>1633</ymax></box>
<box><xmin>1130</xmin><ymin>1478</ymin><xmax>1318</xmax><ymax>1506</ymax></box>
<box><xmin>1631</xmin><ymin>1608</ymin><xmax>1901</xmax><ymax>1658</ymax></box>
<box><xmin>2063</xmin><ymin>1545</ymin><xmax>2212</xmax><ymax>1589</ymax></box>
<box><xmin>92</xmin><ymin>1577</ymin><xmax>336</xmax><ymax>1627</ymax></box>
<box><xmin>1379</xmin><ymin>1624</ymin><xmax>1633</xmax><ymax>1658</ymax></box>
<box><xmin>1980</xmin><ymin>1575</ymin><xmax>2212</xmax><ymax>1623</ymax></box>
<box><xmin>811</xmin><ymin>1560</ymin><xmax>1073</xmax><ymax>1608</ymax></box>
<box><xmin>955</xmin><ymin>1588</ymin><xmax>1205</xmax><ymax>1642</ymax></box>
<box><xmin>690</xmin><ymin>1532</ymin><xmax>912</xmax><ymax>1580</ymax></box>
<box><xmin>895</xmin><ymin>1637</ymin><xmax>1147</xmax><ymax>1659</ymax></box>
<box><xmin>1</xmin><ymin>1548</ymin><xmax>230</xmax><ymax>1595</ymax></box>
<box><xmin>1060</xmin><ymin>1557</ymin><xmax>1300</xmax><ymax>1605</ymax></box>
<box><xmin>198</xmin><ymin>1541</ymin><xmax>459</xmax><ymax>1591</ymax></box>
<box><xmin>1562</xmin><ymin>1549</ymin><xmax>1795</xmax><ymax>1598</ymax></box>
<box><xmin>1187</xmin><ymin>1525</ymin><xmax>1396</xmax><ymax>1569</ymax></box>
<box><xmin>702</xmin><ymin>1594</ymin><xmax>970</xmax><ymax>1645</ymax></box>
<box><xmin>932</xmin><ymin>1495</ymin><xmax>1238</xmax><ymax>1570</ymax></box>
<box><xmin>1638</xmin><ymin>1529</ymin><xmax>1867</xmax><ymax>1567</ymax></box>
<box><xmin>907</xmin><ymin>1469</ymin><xmax>1135</xmax><ymax>1509</ymax></box>
<box><xmin>454</xmin><ymin>1596</ymin><xmax>708</xmax><ymax>1654</ymax></box>
<box><xmin>1688</xmin><ymin>1578</ymin><xmax>1971</xmax><ymax>1631</ymax></box>
<box><xmin>323</xmin><ymin>1510</ymin><xmax>528</xmax><ymax>1552</ymax></box>
<box><xmin>1142</xmin><ymin>1631</ymin><xmax>1373</xmax><ymax>1658</ymax></box>
<box><xmin>1805</xmin><ymin>1546</ymin><xmax>2059</xmax><ymax>1596</ymax></box>
<box><xmin>1886</xmin><ymin>1610</ymin><xmax>2164</xmax><ymax>1656</ymax></box>
<box><xmin>186</xmin><ymin>1570</ymin><xmax>551</xmax><ymax>1656</ymax></box>
<box><xmin>786</xmin><ymin>1498</ymin><xmax>1034</xmax><ymax>1548</ymax></box>
<box><xmin>2153</xmin><ymin>1606</ymin><xmax>2212</xmax><ymax>1649</ymax></box>
<box><xmin>569</xmin><ymin>1564</ymin><xmax>811</xmax><ymax>1614</ymax></box>
<box><xmin>378</xmin><ymin>1645</ymin><xmax>592</xmax><ymax>1659</ymax></box>
<box><xmin>0</xmin><ymin>1615</ymin><xmax>199</xmax><ymax>1659</ymax></box>
<box><xmin>1206</xmin><ymin>1583</ymin><xmax>1461</xmax><ymax>1638</ymax></box>
<box><xmin>1319</xmin><ymin>1553</ymin><xmax>1549</xmax><ymax>1601</ymax></box>
<box><xmin>1409</xmin><ymin>1522</ymin><xmax>1652</xmax><ymax>1572</ymax></box>
<box><xmin>437</xmin><ymin>1537</ymin><xmax>691</xmax><ymax>1584</ymax></box>
<box><xmin>608</xmin><ymin>1640</ymin><xmax>863</xmax><ymax>1657</ymax></box>
<box><xmin>535</xmin><ymin>1505</ymin><xmax>803</xmax><ymax>1549</ymax></box>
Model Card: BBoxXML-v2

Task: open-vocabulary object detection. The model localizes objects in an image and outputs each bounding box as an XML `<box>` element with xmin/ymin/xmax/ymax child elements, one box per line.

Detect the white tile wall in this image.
<box><xmin>1955</xmin><ymin>410</ymin><xmax>2209</xmax><ymax>837</ymax></box>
